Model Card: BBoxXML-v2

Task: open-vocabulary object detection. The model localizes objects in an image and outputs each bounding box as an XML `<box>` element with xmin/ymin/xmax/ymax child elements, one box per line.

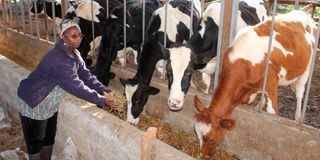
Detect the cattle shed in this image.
<box><xmin>1</xmin><ymin>0</ymin><xmax>320</xmax><ymax>160</ymax></box>
<box><xmin>0</xmin><ymin>25</ymin><xmax>320</xmax><ymax>160</ymax></box>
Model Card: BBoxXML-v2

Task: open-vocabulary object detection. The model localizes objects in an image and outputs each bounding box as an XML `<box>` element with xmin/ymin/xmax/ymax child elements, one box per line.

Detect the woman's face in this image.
<box><xmin>63</xmin><ymin>26</ymin><xmax>83</xmax><ymax>51</ymax></box>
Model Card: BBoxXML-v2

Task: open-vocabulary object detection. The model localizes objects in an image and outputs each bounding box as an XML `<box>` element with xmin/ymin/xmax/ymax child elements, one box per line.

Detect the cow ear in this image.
<box><xmin>147</xmin><ymin>86</ymin><xmax>160</xmax><ymax>95</ymax></box>
<box><xmin>159</xmin><ymin>42</ymin><xmax>169</xmax><ymax>59</ymax></box>
<box><xmin>119</xmin><ymin>78</ymin><xmax>127</xmax><ymax>86</ymax></box>
<box><xmin>219</xmin><ymin>119</ymin><xmax>235</xmax><ymax>130</ymax></box>
<box><xmin>194</xmin><ymin>95</ymin><xmax>206</xmax><ymax>112</ymax></box>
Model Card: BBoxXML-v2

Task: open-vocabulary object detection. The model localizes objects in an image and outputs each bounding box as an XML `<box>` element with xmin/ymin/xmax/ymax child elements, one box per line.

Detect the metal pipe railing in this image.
<box><xmin>189</xmin><ymin>0</ymin><xmax>194</xmax><ymax>39</ymax></box>
<box><xmin>33</xmin><ymin>0</ymin><xmax>40</xmax><ymax>39</ymax></box>
<box><xmin>51</xmin><ymin>0</ymin><xmax>57</xmax><ymax>43</ymax></box>
<box><xmin>258</xmin><ymin>0</ymin><xmax>277</xmax><ymax>112</ymax></box>
<box><xmin>123</xmin><ymin>0</ymin><xmax>127</xmax><ymax>67</ymax></box>
<box><xmin>300</xmin><ymin>18</ymin><xmax>320</xmax><ymax>124</ymax></box>
<box><xmin>229</xmin><ymin>0</ymin><xmax>239</xmax><ymax>45</ymax></box>
<box><xmin>42</xmin><ymin>0</ymin><xmax>49</xmax><ymax>40</ymax></box>
<box><xmin>20</xmin><ymin>0</ymin><xmax>26</xmax><ymax>33</ymax></box>
<box><xmin>27</xmin><ymin>0</ymin><xmax>34</xmax><ymax>36</ymax></box>
<box><xmin>213</xmin><ymin>0</ymin><xmax>225</xmax><ymax>90</ymax></box>
<box><xmin>13</xmin><ymin>0</ymin><xmax>20</xmax><ymax>31</ymax></box>
<box><xmin>91</xmin><ymin>0</ymin><xmax>96</xmax><ymax>60</ymax></box>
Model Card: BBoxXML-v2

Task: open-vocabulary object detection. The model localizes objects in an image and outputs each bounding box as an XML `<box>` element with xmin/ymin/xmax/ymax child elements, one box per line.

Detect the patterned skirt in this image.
<box><xmin>18</xmin><ymin>86</ymin><xmax>66</xmax><ymax>120</ymax></box>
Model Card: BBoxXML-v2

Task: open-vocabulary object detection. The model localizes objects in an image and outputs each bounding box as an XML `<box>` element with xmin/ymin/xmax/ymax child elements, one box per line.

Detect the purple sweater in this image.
<box><xmin>17</xmin><ymin>40</ymin><xmax>111</xmax><ymax>108</ymax></box>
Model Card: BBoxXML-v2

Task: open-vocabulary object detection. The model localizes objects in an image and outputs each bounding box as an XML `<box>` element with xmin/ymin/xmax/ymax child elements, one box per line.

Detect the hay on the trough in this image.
<box><xmin>101</xmin><ymin>91</ymin><xmax>238</xmax><ymax>160</ymax></box>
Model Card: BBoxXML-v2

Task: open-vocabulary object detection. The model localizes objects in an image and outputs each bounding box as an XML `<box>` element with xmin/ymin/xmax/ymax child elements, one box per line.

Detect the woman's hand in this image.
<box><xmin>103</xmin><ymin>92</ymin><xmax>116</xmax><ymax>109</ymax></box>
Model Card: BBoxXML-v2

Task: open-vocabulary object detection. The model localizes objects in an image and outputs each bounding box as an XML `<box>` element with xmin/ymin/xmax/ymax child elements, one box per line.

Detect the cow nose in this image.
<box><xmin>168</xmin><ymin>99</ymin><xmax>183</xmax><ymax>111</ymax></box>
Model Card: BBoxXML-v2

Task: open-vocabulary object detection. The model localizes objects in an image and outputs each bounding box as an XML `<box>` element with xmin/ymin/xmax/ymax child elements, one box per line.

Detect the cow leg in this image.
<box><xmin>294</xmin><ymin>70</ymin><xmax>310</xmax><ymax>121</ymax></box>
<box><xmin>265</xmin><ymin>75</ymin><xmax>279</xmax><ymax>115</ymax></box>
<box><xmin>201</xmin><ymin>72</ymin><xmax>211</xmax><ymax>94</ymax></box>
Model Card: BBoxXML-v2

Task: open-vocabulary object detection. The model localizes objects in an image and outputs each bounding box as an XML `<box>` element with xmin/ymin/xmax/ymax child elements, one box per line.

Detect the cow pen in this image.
<box><xmin>0</xmin><ymin>0</ymin><xmax>320</xmax><ymax>160</ymax></box>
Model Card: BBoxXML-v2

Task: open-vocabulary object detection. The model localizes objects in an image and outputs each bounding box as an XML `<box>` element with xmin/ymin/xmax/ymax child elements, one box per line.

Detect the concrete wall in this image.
<box><xmin>1</xmin><ymin>26</ymin><xmax>320</xmax><ymax>160</ymax></box>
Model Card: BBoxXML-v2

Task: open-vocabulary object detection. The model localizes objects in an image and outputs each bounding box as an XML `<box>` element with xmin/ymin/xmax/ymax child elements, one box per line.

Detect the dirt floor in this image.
<box><xmin>0</xmin><ymin>119</ymin><xmax>27</xmax><ymax>160</ymax></box>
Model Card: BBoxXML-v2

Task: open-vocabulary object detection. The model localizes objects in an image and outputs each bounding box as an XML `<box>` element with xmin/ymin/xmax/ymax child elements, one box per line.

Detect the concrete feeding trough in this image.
<box><xmin>0</xmin><ymin>27</ymin><xmax>320</xmax><ymax>160</ymax></box>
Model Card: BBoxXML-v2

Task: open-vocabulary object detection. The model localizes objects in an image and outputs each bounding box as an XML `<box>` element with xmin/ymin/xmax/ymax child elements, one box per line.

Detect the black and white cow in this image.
<box><xmin>160</xmin><ymin>1</ymin><xmax>267</xmax><ymax>110</ymax></box>
<box><xmin>30</xmin><ymin>0</ymin><xmax>67</xmax><ymax>24</ymax></box>
<box><xmin>119</xmin><ymin>0</ymin><xmax>201</xmax><ymax>124</ymax></box>
<box><xmin>31</xmin><ymin>0</ymin><xmax>123</xmax><ymax>65</ymax></box>
<box><xmin>94</xmin><ymin>0</ymin><xmax>163</xmax><ymax>85</ymax></box>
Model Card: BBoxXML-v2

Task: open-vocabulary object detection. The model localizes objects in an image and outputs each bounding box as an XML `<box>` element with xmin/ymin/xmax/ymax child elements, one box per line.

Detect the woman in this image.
<box><xmin>17</xmin><ymin>18</ymin><xmax>114</xmax><ymax>160</ymax></box>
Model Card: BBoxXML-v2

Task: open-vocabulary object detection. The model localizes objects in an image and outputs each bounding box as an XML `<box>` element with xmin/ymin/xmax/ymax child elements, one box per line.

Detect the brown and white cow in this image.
<box><xmin>194</xmin><ymin>10</ymin><xmax>317</xmax><ymax>158</ymax></box>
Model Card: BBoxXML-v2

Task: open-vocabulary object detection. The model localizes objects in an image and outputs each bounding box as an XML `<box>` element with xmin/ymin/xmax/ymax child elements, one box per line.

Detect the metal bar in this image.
<box><xmin>21</xmin><ymin>0</ymin><xmax>26</xmax><ymax>33</ymax></box>
<box><xmin>91</xmin><ymin>0</ymin><xmax>96</xmax><ymax>59</ymax></box>
<box><xmin>123</xmin><ymin>0</ymin><xmax>127</xmax><ymax>67</ymax></box>
<box><xmin>163</xmin><ymin>0</ymin><xmax>168</xmax><ymax>78</ymax></box>
<box><xmin>8</xmin><ymin>0</ymin><xmax>13</xmax><ymax>28</ymax></box>
<box><xmin>213</xmin><ymin>0</ymin><xmax>225</xmax><ymax>90</ymax></box>
<box><xmin>259</xmin><ymin>0</ymin><xmax>277</xmax><ymax>111</ymax></box>
<box><xmin>294</xmin><ymin>0</ymin><xmax>299</xmax><ymax>10</ymax></box>
<box><xmin>106</xmin><ymin>0</ymin><xmax>109</xmax><ymax>18</ymax></box>
<box><xmin>51</xmin><ymin>0</ymin><xmax>57</xmax><ymax>43</ymax></box>
<box><xmin>0</xmin><ymin>0</ymin><xmax>5</xmax><ymax>25</ymax></box>
<box><xmin>142</xmin><ymin>0</ymin><xmax>146</xmax><ymax>45</ymax></box>
<box><xmin>229</xmin><ymin>0</ymin><xmax>239</xmax><ymax>45</ymax></box>
<box><xmin>300</xmin><ymin>18</ymin><xmax>320</xmax><ymax>124</ymax></box>
<box><xmin>189</xmin><ymin>0</ymin><xmax>194</xmax><ymax>39</ymax></box>
<box><xmin>4</xmin><ymin>0</ymin><xmax>9</xmax><ymax>23</ymax></box>
<box><xmin>33</xmin><ymin>0</ymin><xmax>40</xmax><ymax>39</ymax></box>
<box><xmin>13</xmin><ymin>0</ymin><xmax>19</xmax><ymax>31</ymax></box>
<box><xmin>43</xmin><ymin>0</ymin><xmax>49</xmax><ymax>40</ymax></box>
<box><xmin>28</xmin><ymin>0</ymin><xmax>33</xmax><ymax>36</ymax></box>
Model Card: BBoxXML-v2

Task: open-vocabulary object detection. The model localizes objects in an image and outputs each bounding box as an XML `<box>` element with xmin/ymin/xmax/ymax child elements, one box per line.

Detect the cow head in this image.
<box><xmin>30</xmin><ymin>0</ymin><xmax>44</xmax><ymax>14</ymax></box>
<box><xmin>119</xmin><ymin>78</ymin><xmax>160</xmax><ymax>124</ymax></box>
<box><xmin>101</xmin><ymin>15</ymin><xmax>126</xmax><ymax>60</ymax></box>
<box><xmin>193</xmin><ymin>95</ymin><xmax>235</xmax><ymax>158</ymax></box>
<box><xmin>160</xmin><ymin>44</ymin><xmax>193</xmax><ymax>111</ymax></box>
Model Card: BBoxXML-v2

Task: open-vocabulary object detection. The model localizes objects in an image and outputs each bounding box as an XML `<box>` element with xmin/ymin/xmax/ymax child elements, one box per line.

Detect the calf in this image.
<box><xmin>193</xmin><ymin>11</ymin><xmax>317</xmax><ymax>158</ymax></box>
<box><xmin>161</xmin><ymin>1</ymin><xmax>267</xmax><ymax>111</ymax></box>
<box><xmin>120</xmin><ymin>0</ymin><xmax>201</xmax><ymax>124</ymax></box>
<box><xmin>94</xmin><ymin>0</ymin><xmax>163</xmax><ymax>85</ymax></box>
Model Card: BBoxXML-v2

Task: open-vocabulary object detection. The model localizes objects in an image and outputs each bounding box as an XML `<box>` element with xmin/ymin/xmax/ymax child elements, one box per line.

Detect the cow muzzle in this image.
<box><xmin>168</xmin><ymin>98</ymin><xmax>184</xmax><ymax>111</ymax></box>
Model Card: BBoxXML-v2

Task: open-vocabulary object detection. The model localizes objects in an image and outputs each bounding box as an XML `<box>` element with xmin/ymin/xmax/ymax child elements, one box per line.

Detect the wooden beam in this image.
<box><xmin>220</xmin><ymin>0</ymin><xmax>233</xmax><ymax>60</ymax></box>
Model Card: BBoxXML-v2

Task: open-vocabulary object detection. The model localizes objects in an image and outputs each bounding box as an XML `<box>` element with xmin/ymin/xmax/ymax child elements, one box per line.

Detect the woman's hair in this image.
<box><xmin>57</xmin><ymin>18</ymin><xmax>81</xmax><ymax>38</ymax></box>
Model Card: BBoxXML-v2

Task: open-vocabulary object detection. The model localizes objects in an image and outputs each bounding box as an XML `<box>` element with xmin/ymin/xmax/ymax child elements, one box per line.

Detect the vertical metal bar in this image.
<box><xmin>229</xmin><ymin>0</ymin><xmax>239</xmax><ymax>45</ymax></box>
<box><xmin>13</xmin><ymin>0</ymin><xmax>19</xmax><ymax>31</ymax></box>
<box><xmin>33</xmin><ymin>0</ymin><xmax>40</xmax><ymax>39</ymax></box>
<box><xmin>91</xmin><ymin>0</ymin><xmax>96</xmax><ymax>59</ymax></box>
<box><xmin>1</xmin><ymin>0</ymin><xmax>5</xmax><ymax>25</ymax></box>
<box><xmin>8</xmin><ymin>0</ymin><xmax>13</xmax><ymax>28</ymax></box>
<box><xmin>123</xmin><ymin>0</ymin><xmax>127</xmax><ymax>67</ymax></box>
<box><xmin>162</xmin><ymin>0</ymin><xmax>168</xmax><ymax>78</ymax></box>
<box><xmin>294</xmin><ymin>0</ymin><xmax>299</xmax><ymax>10</ymax></box>
<box><xmin>259</xmin><ymin>0</ymin><xmax>277</xmax><ymax>111</ymax></box>
<box><xmin>106</xmin><ymin>0</ymin><xmax>109</xmax><ymax>18</ymax></box>
<box><xmin>4</xmin><ymin>0</ymin><xmax>9</xmax><ymax>24</ymax></box>
<box><xmin>28</xmin><ymin>0</ymin><xmax>33</xmax><ymax>36</ymax></box>
<box><xmin>51</xmin><ymin>0</ymin><xmax>56</xmax><ymax>43</ymax></box>
<box><xmin>142</xmin><ymin>0</ymin><xmax>146</xmax><ymax>45</ymax></box>
<box><xmin>213</xmin><ymin>0</ymin><xmax>225</xmax><ymax>90</ymax></box>
<box><xmin>300</xmin><ymin>18</ymin><xmax>320</xmax><ymax>124</ymax></box>
<box><xmin>21</xmin><ymin>0</ymin><xmax>26</xmax><ymax>33</ymax></box>
<box><xmin>0</xmin><ymin>1</ymin><xmax>3</xmax><ymax>25</ymax></box>
<box><xmin>163</xmin><ymin>1</ymin><xmax>167</xmax><ymax>48</ymax></box>
<box><xmin>189</xmin><ymin>0</ymin><xmax>194</xmax><ymax>39</ymax></box>
<box><xmin>43</xmin><ymin>0</ymin><xmax>49</xmax><ymax>40</ymax></box>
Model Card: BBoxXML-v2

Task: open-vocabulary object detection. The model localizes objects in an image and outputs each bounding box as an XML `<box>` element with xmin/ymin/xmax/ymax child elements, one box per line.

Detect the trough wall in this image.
<box><xmin>0</xmin><ymin>26</ymin><xmax>320</xmax><ymax>160</ymax></box>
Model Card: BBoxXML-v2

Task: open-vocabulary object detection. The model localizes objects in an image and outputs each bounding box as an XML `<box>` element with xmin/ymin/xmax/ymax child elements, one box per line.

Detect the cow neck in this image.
<box><xmin>136</xmin><ymin>52</ymin><xmax>162</xmax><ymax>85</ymax></box>
<box><xmin>207</xmin><ymin>56</ymin><xmax>244</xmax><ymax>118</ymax></box>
